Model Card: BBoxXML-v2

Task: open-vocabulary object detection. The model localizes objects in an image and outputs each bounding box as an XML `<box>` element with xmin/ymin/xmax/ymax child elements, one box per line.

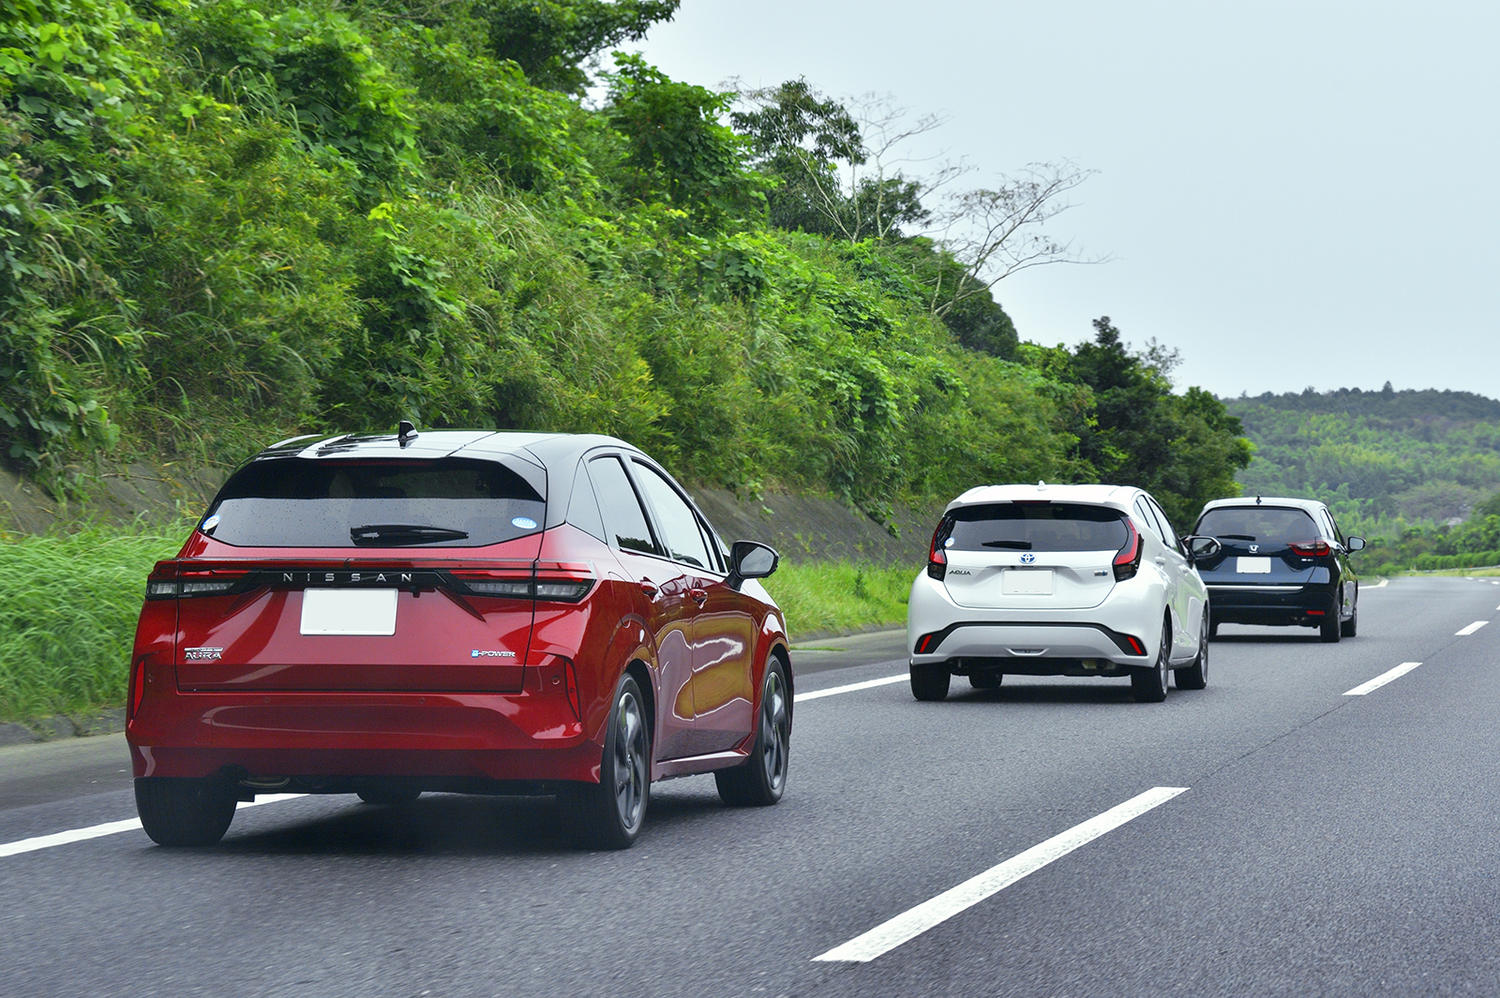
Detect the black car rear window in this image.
<box><xmin>1195</xmin><ymin>507</ymin><xmax>1320</xmax><ymax>546</ymax></box>
<box><xmin>944</xmin><ymin>503</ymin><xmax>1130</xmax><ymax>552</ymax></box>
<box><xmin>200</xmin><ymin>457</ymin><xmax>545</xmax><ymax>548</ymax></box>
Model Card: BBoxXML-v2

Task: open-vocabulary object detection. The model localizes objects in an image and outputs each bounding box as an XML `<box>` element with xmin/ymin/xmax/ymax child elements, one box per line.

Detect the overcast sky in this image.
<box><xmin>631</xmin><ymin>1</ymin><xmax>1500</xmax><ymax>401</ymax></box>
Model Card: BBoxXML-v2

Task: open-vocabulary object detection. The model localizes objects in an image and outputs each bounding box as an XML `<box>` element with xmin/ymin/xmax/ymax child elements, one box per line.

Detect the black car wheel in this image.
<box><xmin>968</xmin><ymin>672</ymin><xmax>1003</xmax><ymax>690</ymax></box>
<box><xmin>1320</xmin><ymin>592</ymin><xmax>1342</xmax><ymax>643</ymax></box>
<box><xmin>716</xmin><ymin>659</ymin><xmax>791</xmax><ymax>806</ymax></box>
<box><xmin>567</xmin><ymin>674</ymin><xmax>650</xmax><ymax>849</ymax></box>
<box><xmin>1341</xmin><ymin>590</ymin><xmax>1359</xmax><ymax>637</ymax></box>
<box><xmin>1132</xmin><ymin>617</ymin><xmax>1171</xmax><ymax>703</ymax></box>
<box><xmin>135</xmin><ymin>777</ymin><xmax>237</xmax><ymax>847</ymax></box>
<box><xmin>1176</xmin><ymin>615</ymin><xmax>1209</xmax><ymax>691</ymax></box>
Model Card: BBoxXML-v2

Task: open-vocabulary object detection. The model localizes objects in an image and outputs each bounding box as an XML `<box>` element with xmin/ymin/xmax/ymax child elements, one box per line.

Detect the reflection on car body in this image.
<box><xmin>125</xmin><ymin>427</ymin><xmax>792</xmax><ymax>849</ymax></box>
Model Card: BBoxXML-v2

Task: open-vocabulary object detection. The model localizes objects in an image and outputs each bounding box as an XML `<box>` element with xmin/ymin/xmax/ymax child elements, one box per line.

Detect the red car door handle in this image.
<box><xmin>639</xmin><ymin>580</ymin><xmax>658</xmax><ymax>598</ymax></box>
<box><xmin>690</xmin><ymin>588</ymin><xmax>708</xmax><ymax>606</ymax></box>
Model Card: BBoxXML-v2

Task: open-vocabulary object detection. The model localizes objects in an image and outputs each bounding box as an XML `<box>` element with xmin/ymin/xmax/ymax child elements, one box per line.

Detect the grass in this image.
<box><xmin>764</xmin><ymin>560</ymin><xmax>914</xmax><ymax>640</ymax></box>
<box><xmin>0</xmin><ymin>524</ymin><xmax>914</xmax><ymax>726</ymax></box>
<box><xmin>0</xmin><ymin>524</ymin><xmax>185</xmax><ymax>723</ymax></box>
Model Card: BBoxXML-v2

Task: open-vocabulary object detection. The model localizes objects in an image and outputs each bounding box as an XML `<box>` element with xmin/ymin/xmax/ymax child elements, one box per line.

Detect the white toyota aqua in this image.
<box><xmin>906</xmin><ymin>483</ymin><xmax>1221</xmax><ymax>703</ymax></box>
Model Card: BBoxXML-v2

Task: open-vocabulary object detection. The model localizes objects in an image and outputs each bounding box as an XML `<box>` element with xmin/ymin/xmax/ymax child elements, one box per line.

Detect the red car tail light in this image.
<box><xmin>128</xmin><ymin>655</ymin><xmax>149</xmax><ymax>720</ymax></box>
<box><xmin>563</xmin><ymin>659</ymin><xmax>581</xmax><ymax>718</ymax></box>
<box><xmin>1113</xmin><ymin>519</ymin><xmax>1143</xmax><ymax>581</ymax></box>
<box><xmin>1289</xmin><ymin>540</ymin><xmax>1331</xmax><ymax>557</ymax></box>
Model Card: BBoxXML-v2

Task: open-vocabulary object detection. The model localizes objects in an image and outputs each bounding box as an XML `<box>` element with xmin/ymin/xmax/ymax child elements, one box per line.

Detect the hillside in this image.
<box><xmin>1</xmin><ymin>0</ymin><xmax>1250</xmax><ymax>530</ymax></box>
<box><xmin>1225</xmin><ymin>387</ymin><xmax>1500</xmax><ymax>527</ymax></box>
<box><xmin>1223</xmin><ymin>387</ymin><xmax>1500</xmax><ymax>572</ymax></box>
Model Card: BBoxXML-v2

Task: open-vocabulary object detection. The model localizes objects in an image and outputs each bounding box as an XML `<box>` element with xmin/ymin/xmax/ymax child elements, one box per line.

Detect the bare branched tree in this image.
<box><xmin>733</xmin><ymin>83</ymin><xmax>1106</xmax><ymax>324</ymax></box>
<box><xmin>929</xmin><ymin>162</ymin><xmax>1106</xmax><ymax>318</ymax></box>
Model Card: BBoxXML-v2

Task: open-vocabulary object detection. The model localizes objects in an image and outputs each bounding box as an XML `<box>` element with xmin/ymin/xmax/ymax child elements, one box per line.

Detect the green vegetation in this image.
<box><xmin>1225</xmin><ymin>387</ymin><xmax>1500</xmax><ymax>574</ymax></box>
<box><xmin>1</xmin><ymin>0</ymin><xmax>1263</xmax><ymax>724</ymax></box>
<box><xmin>0</xmin><ymin>525</ymin><xmax>181</xmax><ymax>721</ymax></box>
<box><xmin>2</xmin><ymin>0</ymin><xmax>1248</xmax><ymax>525</ymax></box>
<box><xmin>765</xmin><ymin>561</ymin><xmax>915</xmax><ymax>639</ymax></box>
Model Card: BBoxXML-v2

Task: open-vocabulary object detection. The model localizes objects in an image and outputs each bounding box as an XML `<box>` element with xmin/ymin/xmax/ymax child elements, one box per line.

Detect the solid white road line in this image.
<box><xmin>812</xmin><ymin>786</ymin><xmax>1189</xmax><ymax>963</ymax></box>
<box><xmin>5</xmin><ymin>672</ymin><xmax>907</xmax><ymax>860</ymax></box>
<box><xmin>796</xmin><ymin>674</ymin><xmax>908</xmax><ymax>702</ymax></box>
<box><xmin>0</xmin><ymin>794</ymin><xmax>305</xmax><ymax>859</ymax></box>
<box><xmin>1457</xmin><ymin>621</ymin><xmax>1489</xmax><ymax>636</ymax></box>
<box><xmin>1344</xmin><ymin>662</ymin><xmax>1422</xmax><ymax>697</ymax></box>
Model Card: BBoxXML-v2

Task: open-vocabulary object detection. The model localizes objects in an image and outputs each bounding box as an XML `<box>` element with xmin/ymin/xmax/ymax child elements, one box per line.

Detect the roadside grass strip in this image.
<box><xmin>813</xmin><ymin>786</ymin><xmax>1189</xmax><ymax>963</ymax></box>
<box><xmin>1457</xmin><ymin>620</ymin><xmax>1489</xmax><ymax>636</ymax></box>
<box><xmin>1344</xmin><ymin>662</ymin><xmax>1422</xmax><ymax>697</ymax></box>
<box><xmin>796</xmin><ymin>674</ymin><xmax>909</xmax><ymax>702</ymax></box>
<box><xmin>0</xmin><ymin>795</ymin><xmax>304</xmax><ymax>859</ymax></box>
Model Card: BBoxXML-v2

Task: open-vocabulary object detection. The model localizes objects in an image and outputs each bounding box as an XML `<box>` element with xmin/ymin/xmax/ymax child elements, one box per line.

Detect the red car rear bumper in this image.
<box><xmin>127</xmin><ymin>689</ymin><xmax>599</xmax><ymax>784</ymax></box>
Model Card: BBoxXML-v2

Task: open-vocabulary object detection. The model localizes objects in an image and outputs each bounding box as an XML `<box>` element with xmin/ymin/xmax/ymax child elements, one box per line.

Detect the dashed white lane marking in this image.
<box><xmin>1457</xmin><ymin>621</ymin><xmax>1489</xmax><ymax>636</ymax></box>
<box><xmin>812</xmin><ymin>786</ymin><xmax>1189</xmax><ymax>963</ymax></box>
<box><xmin>0</xmin><ymin>794</ymin><xmax>304</xmax><ymax>859</ymax></box>
<box><xmin>1344</xmin><ymin>662</ymin><xmax>1422</xmax><ymax>696</ymax></box>
<box><xmin>796</xmin><ymin>674</ymin><xmax>908</xmax><ymax>702</ymax></box>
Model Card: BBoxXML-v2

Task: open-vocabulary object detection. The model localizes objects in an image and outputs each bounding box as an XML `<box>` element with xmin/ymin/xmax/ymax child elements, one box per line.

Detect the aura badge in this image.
<box><xmin>183</xmin><ymin>647</ymin><xmax>223</xmax><ymax>662</ymax></box>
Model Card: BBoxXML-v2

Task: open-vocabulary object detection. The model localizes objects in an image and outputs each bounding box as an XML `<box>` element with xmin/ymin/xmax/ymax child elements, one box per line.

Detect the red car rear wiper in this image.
<box><xmin>349</xmin><ymin>523</ymin><xmax>470</xmax><ymax>545</ymax></box>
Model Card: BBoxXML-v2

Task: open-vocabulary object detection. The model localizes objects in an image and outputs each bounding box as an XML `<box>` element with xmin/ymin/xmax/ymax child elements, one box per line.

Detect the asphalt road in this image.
<box><xmin>5</xmin><ymin>577</ymin><xmax>1500</xmax><ymax>997</ymax></box>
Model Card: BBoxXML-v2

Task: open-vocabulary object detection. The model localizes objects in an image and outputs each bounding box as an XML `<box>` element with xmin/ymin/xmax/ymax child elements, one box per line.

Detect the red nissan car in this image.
<box><xmin>126</xmin><ymin>426</ymin><xmax>792</xmax><ymax>849</ymax></box>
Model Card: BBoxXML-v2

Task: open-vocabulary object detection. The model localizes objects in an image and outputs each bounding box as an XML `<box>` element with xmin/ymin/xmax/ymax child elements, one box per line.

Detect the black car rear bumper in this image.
<box><xmin>1206</xmin><ymin>582</ymin><xmax>1336</xmax><ymax>627</ymax></box>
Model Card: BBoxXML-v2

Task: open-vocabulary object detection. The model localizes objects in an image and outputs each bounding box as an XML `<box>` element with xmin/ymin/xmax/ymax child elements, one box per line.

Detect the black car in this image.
<box><xmin>1191</xmin><ymin>496</ymin><xmax>1364</xmax><ymax>642</ymax></box>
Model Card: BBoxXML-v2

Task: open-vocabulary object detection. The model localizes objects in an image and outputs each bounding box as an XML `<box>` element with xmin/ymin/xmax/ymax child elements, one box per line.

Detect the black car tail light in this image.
<box><xmin>1289</xmin><ymin>540</ymin><xmax>1331</xmax><ymax>557</ymax></box>
<box><xmin>927</xmin><ymin>519</ymin><xmax>952</xmax><ymax>580</ymax></box>
<box><xmin>1113</xmin><ymin>519</ymin><xmax>1143</xmax><ymax>581</ymax></box>
<box><xmin>452</xmin><ymin>562</ymin><xmax>595</xmax><ymax>603</ymax></box>
<box><xmin>145</xmin><ymin>562</ymin><xmax>251</xmax><ymax>599</ymax></box>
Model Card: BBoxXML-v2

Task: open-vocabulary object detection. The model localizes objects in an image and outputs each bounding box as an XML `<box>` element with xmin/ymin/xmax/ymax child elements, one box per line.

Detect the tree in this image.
<box><xmin>930</xmin><ymin>162</ymin><xmax>1103</xmax><ymax>319</ymax></box>
<box><xmin>730</xmin><ymin>78</ymin><xmax>864</xmax><ymax>236</ymax></box>
<box><xmin>476</xmin><ymin>0</ymin><xmax>680</xmax><ymax>94</ymax></box>
<box><xmin>604</xmin><ymin>55</ymin><xmax>765</xmax><ymax>225</ymax></box>
<box><xmin>1062</xmin><ymin>317</ymin><xmax>1251</xmax><ymax>525</ymax></box>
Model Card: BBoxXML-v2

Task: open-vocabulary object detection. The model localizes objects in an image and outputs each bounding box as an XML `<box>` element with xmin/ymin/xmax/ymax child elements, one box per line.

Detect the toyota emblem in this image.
<box><xmin>1020</xmin><ymin>553</ymin><xmax>1036</xmax><ymax>564</ymax></box>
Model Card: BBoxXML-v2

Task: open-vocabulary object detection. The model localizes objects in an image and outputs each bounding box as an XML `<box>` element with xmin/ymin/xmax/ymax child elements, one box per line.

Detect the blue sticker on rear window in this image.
<box><xmin>201</xmin><ymin>514</ymin><xmax>221</xmax><ymax>533</ymax></box>
<box><xmin>511</xmin><ymin>516</ymin><xmax>538</xmax><ymax>530</ymax></box>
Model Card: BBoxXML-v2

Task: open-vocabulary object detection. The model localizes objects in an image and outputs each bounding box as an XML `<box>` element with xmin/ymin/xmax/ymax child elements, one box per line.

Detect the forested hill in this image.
<box><xmin>1224</xmin><ymin>387</ymin><xmax>1500</xmax><ymax>533</ymax></box>
<box><xmin>0</xmin><ymin>0</ymin><xmax>1253</xmax><ymax>528</ymax></box>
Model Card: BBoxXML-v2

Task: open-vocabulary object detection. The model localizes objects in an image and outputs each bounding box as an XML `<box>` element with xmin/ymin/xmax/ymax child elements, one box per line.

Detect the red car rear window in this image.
<box><xmin>199</xmin><ymin>457</ymin><xmax>545</xmax><ymax>548</ymax></box>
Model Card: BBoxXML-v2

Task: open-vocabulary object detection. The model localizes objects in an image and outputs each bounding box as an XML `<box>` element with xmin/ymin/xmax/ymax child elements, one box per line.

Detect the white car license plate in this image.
<box><xmin>300</xmin><ymin>589</ymin><xmax>397</xmax><ymax>635</ymax></box>
<box><xmin>1236</xmin><ymin>557</ymin><xmax>1272</xmax><ymax>574</ymax></box>
<box><xmin>1002</xmin><ymin>569</ymin><xmax>1054</xmax><ymax>595</ymax></box>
